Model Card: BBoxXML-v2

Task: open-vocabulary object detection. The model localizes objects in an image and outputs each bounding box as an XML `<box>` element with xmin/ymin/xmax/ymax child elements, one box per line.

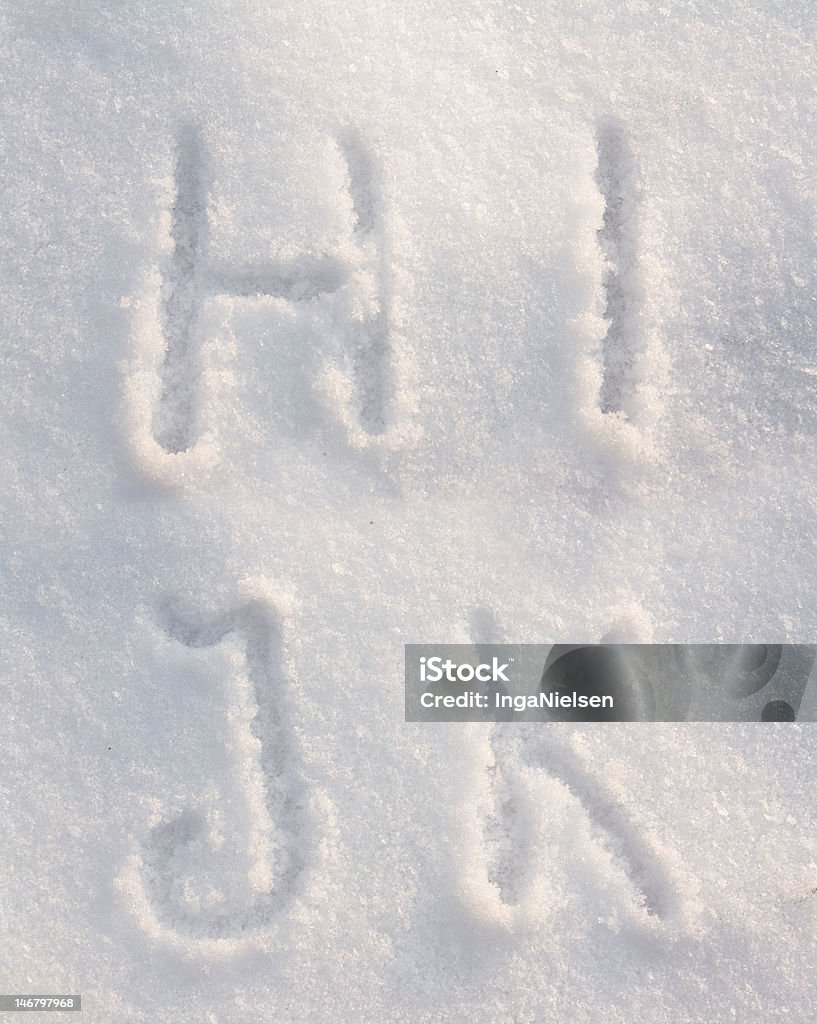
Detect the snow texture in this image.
<box><xmin>1</xmin><ymin>1</ymin><xmax>817</xmax><ymax>1021</ymax></box>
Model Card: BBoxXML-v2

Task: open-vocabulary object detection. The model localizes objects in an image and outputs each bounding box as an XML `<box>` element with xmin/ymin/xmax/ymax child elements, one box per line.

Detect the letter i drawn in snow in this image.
<box><xmin>569</xmin><ymin>116</ymin><xmax>668</xmax><ymax>465</ymax></box>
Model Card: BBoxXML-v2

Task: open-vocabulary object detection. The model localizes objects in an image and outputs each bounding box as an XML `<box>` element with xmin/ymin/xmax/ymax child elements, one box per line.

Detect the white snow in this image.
<box><xmin>2</xmin><ymin>1</ymin><xmax>817</xmax><ymax>1021</ymax></box>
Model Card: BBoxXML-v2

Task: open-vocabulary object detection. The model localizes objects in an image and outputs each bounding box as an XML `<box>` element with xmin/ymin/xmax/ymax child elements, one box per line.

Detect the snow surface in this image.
<box><xmin>2</xmin><ymin>1</ymin><xmax>817</xmax><ymax>1021</ymax></box>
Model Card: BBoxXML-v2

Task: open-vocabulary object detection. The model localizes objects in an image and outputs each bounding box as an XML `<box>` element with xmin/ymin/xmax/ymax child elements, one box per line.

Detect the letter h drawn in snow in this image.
<box><xmin>153</xmin><ymin>122</ymin><xmax>390</xmax><ymax>456</ymax></box>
